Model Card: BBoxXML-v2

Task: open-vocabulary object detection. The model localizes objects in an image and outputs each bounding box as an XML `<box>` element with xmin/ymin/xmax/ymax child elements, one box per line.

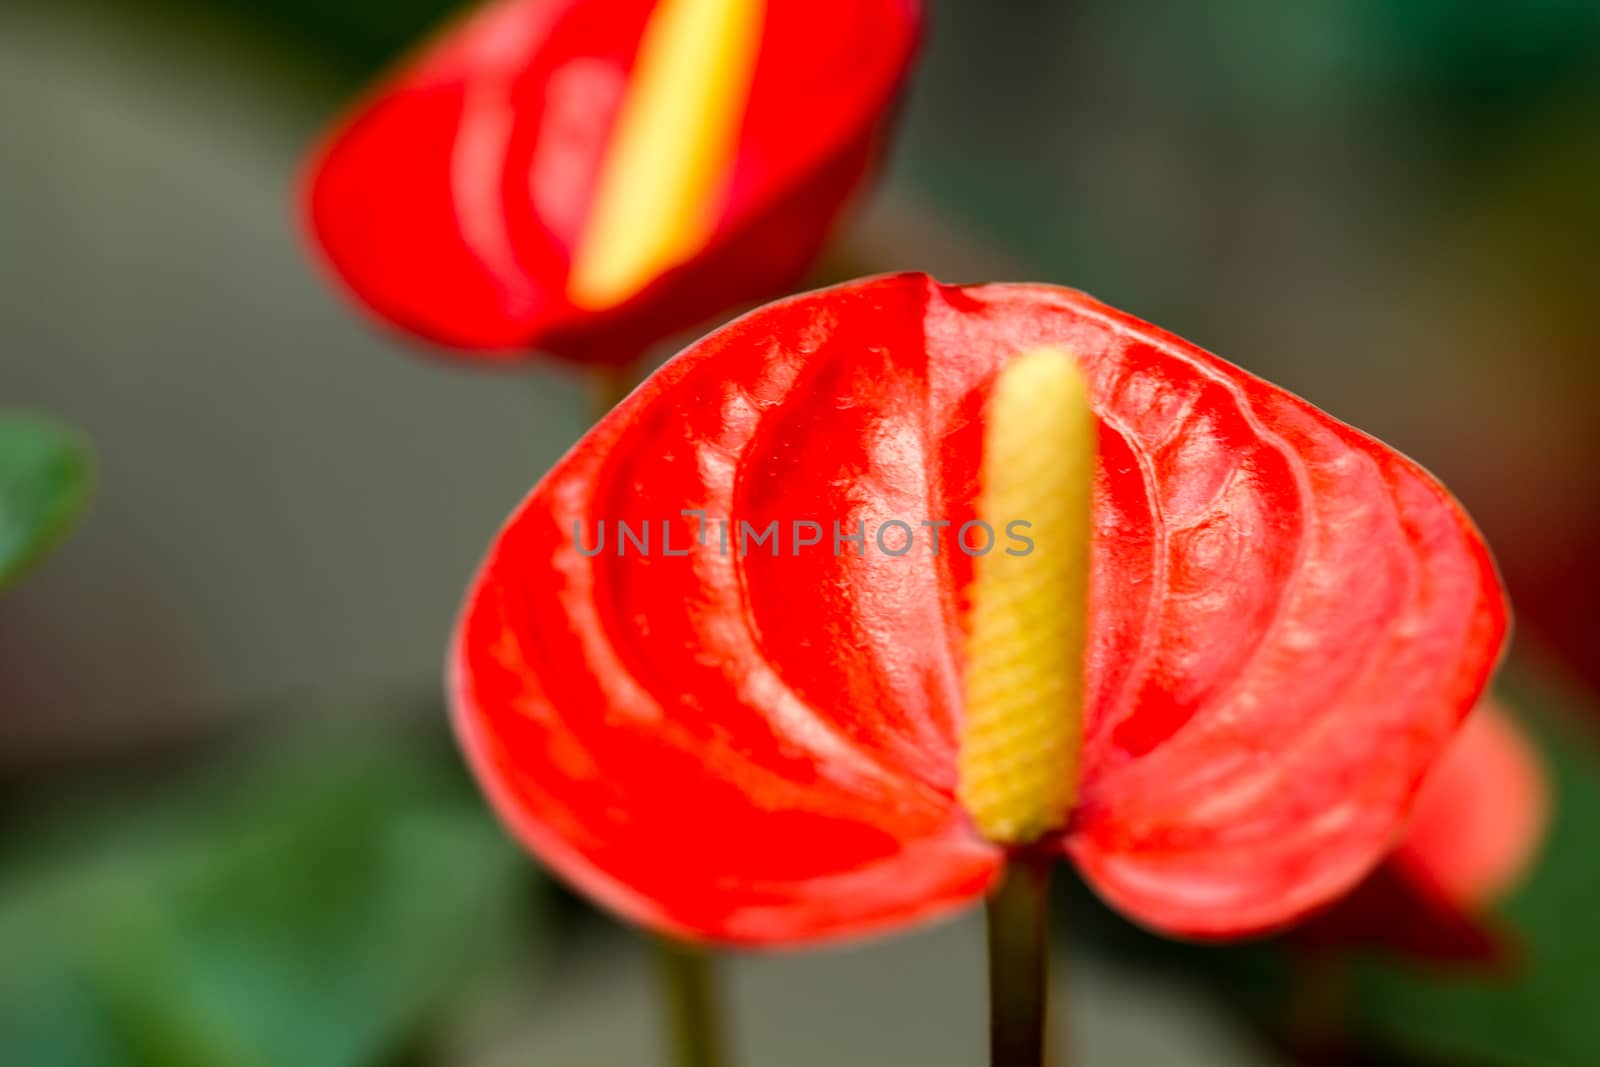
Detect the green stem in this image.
<box><xmin>986</xmin><ymin>858</ymin><xmax>1055</xmax><ymax>1067</ymax></box>
<box><xmin>584</xmin><ymin>359</ymin><xmax>732</xmax><ymax>1067</ymax></box>
<box><xmin>591</xmin><ymin>362</ymin><xmax>640</xmax><ymax>421</ymax></box>
<box><xmin>654</xmin><ymin>938</ymin><xmax>729</xmax><ymax>1067</ymax></box>
<box><xmin>587</xmin><ymin>357</ymin><xmax>726</xmax><ymax>1067</ymax></box>
<box><xmin>1287</xmin><ymin>950</ymin><xmax>1350</xmax><ymax>1065</ymax></box>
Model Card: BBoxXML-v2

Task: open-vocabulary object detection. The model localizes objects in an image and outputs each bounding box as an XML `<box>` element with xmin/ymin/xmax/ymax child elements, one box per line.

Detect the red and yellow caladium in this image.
<box><xmin>302</xmin><ymin>0</ymin><xmax>920</xmax><ymax>364</ymax></box>
<box><xmin>450</xmin><ymin>273</ymin><xmax>1509</xmax><ymax>945</ymax></box>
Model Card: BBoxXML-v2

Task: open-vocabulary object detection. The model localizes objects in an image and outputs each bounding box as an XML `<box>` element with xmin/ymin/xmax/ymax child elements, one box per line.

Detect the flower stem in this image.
<box><xmin>654</xmin><ymin>937</ymin><xmax>729</xmax><ymax>1067</ymax></box>
<box><xmin>591</xmin><ymin>362</ymin><xmax>640</xmax><ymax>421</ymax></box>
<box><xmin>1287</xmin><ymin>951</ymin><xmax>1350</xmax><ymax>1065</ymax></box>
<box><xmin>586</xmin><ymin>359</ymin><xmax>726</xmax><ymax>1067</ymax></box>
<box><xmin>581</xmin><ymin>358</ymin><xmax>732</xmax><ymax>1067</ymax></box>
<box><xmin>985</xmin><ymin>858</ymin><xmax>1055</xmax><ymax>1067</ymax></box>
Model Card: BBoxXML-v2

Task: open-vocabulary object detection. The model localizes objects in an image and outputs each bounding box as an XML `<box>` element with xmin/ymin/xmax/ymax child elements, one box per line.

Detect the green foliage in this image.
<box><xmin>0</xmin><ymin>723</ymin><xmax>541</xmax><ymax>1067</ymax></box>
<box><xmin>0</xmin><ymin>414</ymin><xmax>91</xmax><ymax>592</ymax></box>
<box><xmin>1351</xmin><ymin>0</ymin><xmax>1600</xmax><ymax>113</ymax></box>
<box><xmin>170</xmin><ymin>0</ymin><xmax>464</xmax><ymax>75</ymax></box>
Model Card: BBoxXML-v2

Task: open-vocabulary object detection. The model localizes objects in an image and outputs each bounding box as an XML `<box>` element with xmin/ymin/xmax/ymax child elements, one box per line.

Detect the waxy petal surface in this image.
<box><xmin>1295</xmin><ymin>700</ymin><xmax>1547</xmax><ymax>962</ymax></box>
<box><xmin>303</xmin><ymin>0</ymin><xmax>920</xmax><ymax>363</ymax></box>
<box><xmin>452</xmin><ymin>274</ymin><xmax>1507</xmax><ymax>943</ymax></box>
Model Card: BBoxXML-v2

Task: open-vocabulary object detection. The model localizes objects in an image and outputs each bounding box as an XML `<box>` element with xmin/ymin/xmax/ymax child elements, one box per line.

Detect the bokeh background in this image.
<box><xmin>3</xmin><ymin>1</ymin><xmax>1599</xmax><ymax>1064</ymax></box>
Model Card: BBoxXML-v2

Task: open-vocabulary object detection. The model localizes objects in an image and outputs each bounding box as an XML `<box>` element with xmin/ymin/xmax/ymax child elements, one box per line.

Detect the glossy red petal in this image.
<box><xmin>302</xmin><ymin>0</ymin><xmax>920</xmax><ymax>362</ymax></box>
<box><xmin>1291</xmin><ymin>700</ymin><xmax>1547</xmax><ymax>963</ymax></box>
<box><xmin>1020</xmin><ymin>294</ymin><xmax>1510</xmax><ymax>939</ymax></box>
<box><xmin>451</xmin><ymin>274</ymin><xmax>1507</xmax><ymax>945</ymax></box>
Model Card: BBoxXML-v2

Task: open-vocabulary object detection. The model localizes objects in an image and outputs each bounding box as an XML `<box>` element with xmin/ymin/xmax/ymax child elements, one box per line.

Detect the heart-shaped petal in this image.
<box><xmin>451</xmin><ymin>274</ymin><xmax>1508</xmax><ymax>944</ymax></box>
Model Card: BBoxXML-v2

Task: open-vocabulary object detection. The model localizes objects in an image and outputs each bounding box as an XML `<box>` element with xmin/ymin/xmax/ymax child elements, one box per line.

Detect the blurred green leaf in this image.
<box><xmin>0</xmin><ymin>414</ymin><xmax>91</xmax><ymax>592</ymax></box>
<box><xmin>1352</xmin><ymin>0</ymin><xmax>1600</xmax><ymax>124</ymax></box>
<box><xmin>128</xmin><ymin>0</ymin><xmax>465</xmax><ymax>77</ymax></box>
<box><xmin>0</xmin><ymin>721</ymin><xmax>541</xmax><ymax>1067</ymax></box>
<box><xmin>246</xmin><ymin>0</ymin><xmax>461</xmax><ymax>72</ymax></box>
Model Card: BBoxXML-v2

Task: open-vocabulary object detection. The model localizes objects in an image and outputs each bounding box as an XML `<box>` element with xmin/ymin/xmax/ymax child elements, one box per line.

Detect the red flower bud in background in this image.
<box><xmin>1297</xmin><ymin>698</ymin><xmax>1549</xmax><ymax>963</ymax></box>
<box><xmin>301</xmin><ymin>0</ymin><xmax>922</xmax><ymax>365</ymax></box>
<box><xmin>450</xmin><ymin>274</ymin><xmax>1508</xmax><ymax>945</ymax></box>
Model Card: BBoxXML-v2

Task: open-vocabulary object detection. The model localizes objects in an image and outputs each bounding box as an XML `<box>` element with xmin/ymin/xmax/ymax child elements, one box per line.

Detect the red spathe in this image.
<box><xmin>1294</xmin><ymin>700</ymin><xmax>1549</xmax><ymax>963</ymax></box>
<box><xmin>451</xmin><ymin>274</ymin><xmax>1509</xmax><ymax>945</ymax></box>
<box><xmin>301</xmin><ymin>0</ymin><xmax>922</xmax><ymax>364</ymax></box>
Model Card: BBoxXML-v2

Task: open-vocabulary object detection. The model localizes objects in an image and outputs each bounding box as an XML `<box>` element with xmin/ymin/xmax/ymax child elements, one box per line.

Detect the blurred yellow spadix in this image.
<box><xmin>566</xmin><ymin>0</ymin><xmax>763</xmax><ymax>311</ymax></box>
<box><xmin>957</xmin><ymin>347</ymin><xmax>1097</xmax><ymax>846</ymax></box>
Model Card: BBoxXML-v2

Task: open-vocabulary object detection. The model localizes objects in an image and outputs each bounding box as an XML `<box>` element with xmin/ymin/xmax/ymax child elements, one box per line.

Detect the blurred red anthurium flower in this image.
<box><xmin>302</xmin><ymin>0</ymin><xmax>921</xmax><ymax>364</ymax></box>
<box><xmin>1297</xmin><ymin>698</ymin><xmax>1548</xmax><ymax>963</ymax></box>
<box><xmin>450</xmin><ymin>273</ymin><xmax>1508</xmax><ymax>945</ymax></box>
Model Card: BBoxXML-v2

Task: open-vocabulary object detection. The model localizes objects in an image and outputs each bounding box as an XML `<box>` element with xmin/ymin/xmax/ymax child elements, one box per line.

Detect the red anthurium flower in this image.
<box><xmin>302</xmin><ymin>0</ymin><xmax>921</xmax><ymax>364</ymax></box>
<box><xmin>450</xmin><ymin>273</ymin><xmax>1508</xmax><ymax>945</ymax></box>
<box><xmin>1298</xmin><ymin>698</ymin><xmax>1548</xmax><ymax>963</ymax></box>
